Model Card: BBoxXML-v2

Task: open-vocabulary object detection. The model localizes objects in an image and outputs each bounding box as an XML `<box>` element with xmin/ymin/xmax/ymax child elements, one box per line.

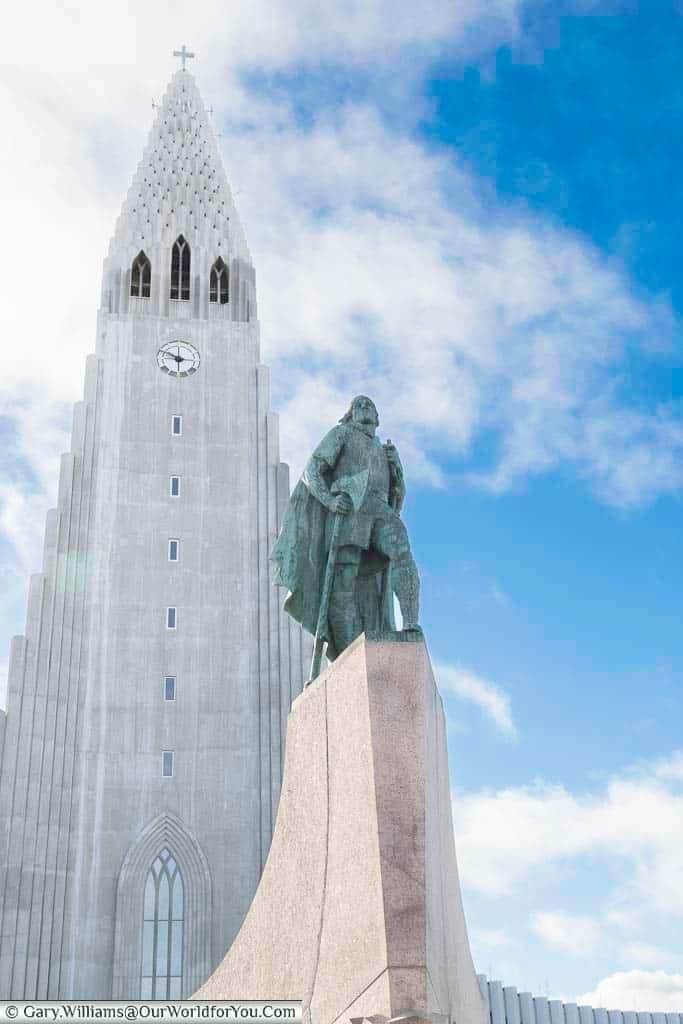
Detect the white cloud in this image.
<box><xmin>654</xmin><ymin>751</ymin><xmax>683</xmax><ymax>782</ymax></box>
<box><xmin>227</xmin><ymin>107</ymin><xmax>680</xmax><ymax>507</ymax></box>
<box><xmin>576</xmin><ymin>971</ymin><xmax>683</xmax><ymax>1014</ymax></box>
<box><xmin>437</xmin><ymin>662</ymin><xmax>517</xmax><ymax>739</ymax></box>
<box><xmin>2</xmin><ymin>0</ymin><xmax>521</xmax><ymax>88</ymax></box>
<box><xmin>453</xmin><ymin>751</ymin><xmax>683</xmax><ymax>916</ymax></box>
<box><xmin>0</xmin><ymin>395</ymin><xmax>69</xmax><ymax>572</ymax></box>
<box><xmin>457</xmin><ymin>759</ymin><xmax>683</xmax><ymax>997</ymax></box>
<box><xmin>623</xmin><ymin>943</ymin><xmax>678</xmax><ymax>970</ymax></box>
<box><xmin>605</xmin><ymin>906</ymin><xmax>642</xmax><ymax>932</ymax></box>
<box><xmin>531</xmin><ymin>910</ymin><xmax>602</xmax><ymax>956</ymax></box>
<box><xmin>471</xmin><ymin>927</ymin><xmax>512</xmax><ymax>950</ymax></box>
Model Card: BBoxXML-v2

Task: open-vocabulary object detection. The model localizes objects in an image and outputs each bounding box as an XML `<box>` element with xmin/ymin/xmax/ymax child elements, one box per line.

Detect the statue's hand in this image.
<box><xmin>330</xmin><ymin>493</ymin><xmax>353</xmax><ymax>515</ymax></box>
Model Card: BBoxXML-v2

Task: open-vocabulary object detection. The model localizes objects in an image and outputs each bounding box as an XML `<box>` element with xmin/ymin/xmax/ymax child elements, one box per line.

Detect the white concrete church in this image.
<box><xmin>0</xmin><ymin>58</ymin><xmax>311</xmax><ymax>1000</ymax></box>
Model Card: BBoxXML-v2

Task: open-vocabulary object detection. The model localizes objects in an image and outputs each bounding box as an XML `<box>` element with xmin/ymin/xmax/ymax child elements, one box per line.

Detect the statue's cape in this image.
<box><xmin>271</xmin><ymin>460</ymin><xmax>397</xmax><ymax>661</ymax></box>
<box><xmin>271</xmin><ymin>479</ymin><xmax>328</xmax><ymax>643</ymax></box>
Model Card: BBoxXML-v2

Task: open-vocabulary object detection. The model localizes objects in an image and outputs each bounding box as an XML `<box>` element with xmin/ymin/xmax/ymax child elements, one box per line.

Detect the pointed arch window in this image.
<box><xmin>209</xmin><ymin>257</ymin><xmax>229</xmax><ymax>305</ymax></box>
<box><xmin>131</xmin><ymin>251</ymin><xmax>151</xmax><ymax>298</ymax></box>
<box><xmin>170</xmin><ymin>235</ymin><xmax>190</xmax><ymax>301</ymax></box>
<box><xmin>141</xmin><ymin>848</ymin><xmax>184</xmax><ymax>999</ymax></box>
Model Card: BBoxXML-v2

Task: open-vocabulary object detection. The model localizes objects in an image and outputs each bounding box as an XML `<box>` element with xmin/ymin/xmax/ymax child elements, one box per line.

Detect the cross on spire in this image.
<box><xmin>173</xmin><ymin>45</ymin><xmax>195</xmax><ymax>71</ymax></box>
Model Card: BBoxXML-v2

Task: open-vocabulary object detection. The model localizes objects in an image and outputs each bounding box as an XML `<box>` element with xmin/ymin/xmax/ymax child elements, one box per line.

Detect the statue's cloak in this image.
<box><xmin>271</xmin><ymin>478</ymin><xmax>328</xmax><ymax>643</ymax></box>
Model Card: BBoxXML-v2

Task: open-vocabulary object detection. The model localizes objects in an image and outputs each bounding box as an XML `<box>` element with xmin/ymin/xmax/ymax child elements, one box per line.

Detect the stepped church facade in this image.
<box><xmin>0</xmin><ymin>65</ymin><xmax>311</xmax><ymax>999</ymax></box>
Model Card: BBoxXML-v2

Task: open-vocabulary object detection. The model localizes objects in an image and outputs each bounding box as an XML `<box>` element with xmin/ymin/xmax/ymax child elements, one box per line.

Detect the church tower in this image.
<box><xmin>0</xmin><ymin>61</ymin><xmax>310</xmax><ymax>999</ymax></box>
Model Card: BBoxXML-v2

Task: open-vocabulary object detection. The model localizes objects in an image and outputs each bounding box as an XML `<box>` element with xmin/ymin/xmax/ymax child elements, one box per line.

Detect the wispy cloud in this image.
<box><xmin>623</xmin><ymin>943</ymin><xmax>679</xmax><ymax>970</ymax></box>
<box><xmin>471</xmin><ymin>927</ymin><xmax>512</xmax><ymax>950</ymax></box>
<box><xmin>437</xmin><ymin>662</ymin><xmax>517</xmax><ymax>739</ymax></box>
<box><xmin>531</xmin><ymin>910</ymin><xmax>602</xmax><ymax>956</ymax></box>
<box><xmin>453</xmin><ymin>750</ymin><xmax>683</xmax><ymax>916</ymax></box>
<box><xmin>576</xmin><ymin>970</ymin><xmax>683</xmax><ymax>1014</ymax></box>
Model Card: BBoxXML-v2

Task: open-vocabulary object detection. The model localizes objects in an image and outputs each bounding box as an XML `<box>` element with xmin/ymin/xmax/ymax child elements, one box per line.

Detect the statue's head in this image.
<box><xmin>340</xmin><ymin>395</ymin><xmax>379</xmax><ymax>429</ymax></box>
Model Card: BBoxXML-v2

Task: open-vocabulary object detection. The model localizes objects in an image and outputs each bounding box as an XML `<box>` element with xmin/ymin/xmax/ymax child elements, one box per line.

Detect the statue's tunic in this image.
<box><xmin>304</xmin><ymin>423</ymin><xmax>395</xmax><ymax>551</ymax></box>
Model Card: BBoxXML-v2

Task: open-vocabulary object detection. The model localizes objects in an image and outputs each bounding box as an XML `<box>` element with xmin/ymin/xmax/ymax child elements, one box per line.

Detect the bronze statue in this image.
<box><xmin>272</xmin><ymin>396</ymin><xmax>421</xmax><ymax>679</ymax></box>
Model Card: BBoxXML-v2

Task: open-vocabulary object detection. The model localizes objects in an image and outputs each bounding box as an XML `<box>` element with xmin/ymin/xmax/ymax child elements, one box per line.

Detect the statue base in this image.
<box><xmin>365</xmin><ymin>624</ymin><xmax>424</xmax><ymax>643</ymax></box>
<box><xmin>194</xmin><ymin>634</ymin><xmax>488</xmax><ymax>1024</ymax></box>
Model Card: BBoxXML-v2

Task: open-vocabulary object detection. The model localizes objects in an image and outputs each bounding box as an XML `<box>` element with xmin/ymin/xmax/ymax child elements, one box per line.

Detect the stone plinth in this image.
<box><xmin>195</xmin><ymin>635</ymin><xmax>488</xmax><ymax>1024</ymax></box>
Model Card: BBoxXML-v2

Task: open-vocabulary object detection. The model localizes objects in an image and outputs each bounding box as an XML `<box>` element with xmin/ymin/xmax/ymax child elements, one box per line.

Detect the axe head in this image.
<box><xmin>331</xmin><ymin>468</ymin><xmax>369</xmax><ymax>511</ymax></box>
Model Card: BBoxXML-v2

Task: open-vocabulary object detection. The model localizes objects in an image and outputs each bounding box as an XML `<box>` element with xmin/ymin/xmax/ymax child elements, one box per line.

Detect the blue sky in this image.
<box><xmin>1</xmin><ymin>0</ymin><xmax>682</xmax><ymax>1009</ymax></box>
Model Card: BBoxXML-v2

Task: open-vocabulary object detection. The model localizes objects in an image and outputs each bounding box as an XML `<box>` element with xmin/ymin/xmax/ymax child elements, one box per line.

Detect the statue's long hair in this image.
<box><xmin>340</xmin><ymin>395</ymin><xmax>379</xmax><ymax>426</ymax></box>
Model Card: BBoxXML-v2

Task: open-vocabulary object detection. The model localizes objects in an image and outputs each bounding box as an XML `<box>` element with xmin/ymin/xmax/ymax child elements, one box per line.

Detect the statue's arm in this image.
<box><xmin>302</xmin><ymin>427</ymin><xmax>346</xmax><ymax>509</ymax></box>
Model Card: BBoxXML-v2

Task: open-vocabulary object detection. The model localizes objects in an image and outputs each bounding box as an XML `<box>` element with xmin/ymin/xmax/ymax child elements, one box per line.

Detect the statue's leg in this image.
<box><xmin>327</xmin><ymin>547</ymin><xmax>362</xmax><ymax>656</ymax></box>
<box><xmin>371</xmin><ymin>516</ymin><xmax>420</xmax><ymax>629</ymax></box>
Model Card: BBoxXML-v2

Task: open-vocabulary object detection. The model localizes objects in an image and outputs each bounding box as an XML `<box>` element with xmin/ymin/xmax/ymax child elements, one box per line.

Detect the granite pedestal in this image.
<box><xmin>196</xmin><ymin>635</ymin><xmax>487</xmax><ymax>1024</ymax></box>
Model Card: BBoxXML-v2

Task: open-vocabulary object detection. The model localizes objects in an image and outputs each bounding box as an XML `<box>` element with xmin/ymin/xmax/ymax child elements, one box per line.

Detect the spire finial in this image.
<box><xmin>173</xmin><ymin>45</ymin><xmax>195</xmax><ymax>71</ymax></box>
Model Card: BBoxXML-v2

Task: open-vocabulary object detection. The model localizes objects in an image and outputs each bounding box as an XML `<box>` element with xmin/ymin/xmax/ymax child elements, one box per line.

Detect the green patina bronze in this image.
<box><xmin>271</xmin><ymin>395</ymin><xmax>422</xmax><ymax>681</ymax></box>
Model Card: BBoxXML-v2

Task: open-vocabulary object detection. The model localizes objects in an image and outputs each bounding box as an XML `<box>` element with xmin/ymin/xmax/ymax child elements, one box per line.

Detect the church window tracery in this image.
<box><xmin>170</xmin><ymin>235</ymin><xmax>191</xmax><ymax>300</ymax></box>
<box><xmin>209</xmin><ymin>257</ymin><xmax>229</xmax><ymax>304</ymax></box>
<box><xmin>140</xmin><ymin>849</ymin><xmax>184</xmax><ymax>999</ymax></box>
<box><xmin>130</xmin><ymin>251</ymin><xmax>151</xmax><ymax>298</ymax></box>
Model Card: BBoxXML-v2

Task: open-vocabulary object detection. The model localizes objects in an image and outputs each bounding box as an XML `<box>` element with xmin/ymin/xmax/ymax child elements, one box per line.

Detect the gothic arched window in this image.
<box><xmin>170</xmin><ymin>236</ymin><xmax>190</xmax><ymax>301</ymax></box>
<box><xmin>141</xmin><ymin>848</ymin><xmax>184</xmax><ymax>999</ymax></box>
<box><xmin>130</xmin><ymin>251</ymin><xmax>151</xmax><ymax>298</ymax></box>
<box><xmin>209</xmin><ymin>257</ymin><xmax>229</xmax><ymax>305</ymax></box>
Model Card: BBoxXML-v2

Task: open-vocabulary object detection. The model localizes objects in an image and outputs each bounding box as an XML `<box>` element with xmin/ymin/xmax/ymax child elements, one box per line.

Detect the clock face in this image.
<box><xmin>157</xmin><ymin>341</ymin><xmax>200</xmax><ymax>378</ymax></box>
